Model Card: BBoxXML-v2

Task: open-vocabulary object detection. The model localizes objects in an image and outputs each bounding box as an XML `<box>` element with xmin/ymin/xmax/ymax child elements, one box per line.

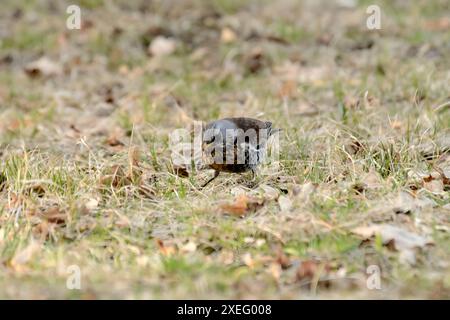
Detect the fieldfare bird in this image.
<box><xmin>201</xmin><ymin>117</ymin><xmax>280</xmax><ymax>187</ymax></box>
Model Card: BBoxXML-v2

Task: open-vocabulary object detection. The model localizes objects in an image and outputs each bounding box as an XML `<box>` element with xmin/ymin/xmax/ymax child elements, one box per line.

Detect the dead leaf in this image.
<box><xmin>244</xmin><ymin>48</ymin><xmax>265</xmax><ymax>74</ymax></box>
<box><xmin>218</xmin><ymin>250</ymin><xmax>234</xmax><ymax>265</ymax></box>
<box><xmin>156</xmin><ymin>239</ymin><xmax>176</xmax><ymax>256</ymax></box>
<box><xmin>265</xmin><ymin>34</ymin><xmax>291</xmax><ymax>45</ymax></box>
<box><xmin>149</xmin><ymin>36</ymin><xmax>176</xmax><ymax>56</ymax></box>
<box><xmin>424</xmin><ymin>17</ymin><xmax>450</xmax><ymax>31</ymax></box>
<box><xmin>296</xmin><ymin>260</ymin><xmax>331</xmax><ymax>284</ymax></box>
<box><xmin>180</xmin><ymin>241</ymin><xmax>197</xmax><ymax>253</ymax></box>
<box><xmin>25</xmin><ymin>184</ymin><xmax>46</xmax><ymax>197</ymax></box>
<box><xmin>139</xmin><ymin>172</ymin><xmax>157</xmax><ymax>198</ymax></box>
<box><xmin>292</xmin><ymin>182</ymin><xmax>316</xmax><ymax>202</ymax></box>
<box><xmin>115</xmin><ymin>215</ymin><xmax>130</xmax><ymax>228</ymax></box>
<box><xmin>85</xmin><ymin>198</ymin><xmax>99</xmax><ymax>211</ymax></box>
<box><xmin>399</xmin><ymin>249</ymin><xmax>417</xmax><ymax>265</ymax></box>
<box><xmin>220</xmin><ymin>194</ymin><xmax>264</xmax><ymax>217</ymax></box>
<box><xmin>255</xmin><ymin>239</ymin><xmax>266</xmax><ymax>247</ymax></box>
<box><xmin>292</xmin><ymin>103</ymin><xmax>319</xmax><ymax>116</ymax></box>
<box><xmin>7</xmin><ymin>192</ymin><xmax>24</xmax><ymax>210</ymax></box>
<box><xmin>105</xmin><ymin>135</ymin><xmax>124</xmax><ymax>147</ymax></box>
<box><xmin>269</xmin><ymin>262</ymin><xmax>282</xmax><ymax>280</ymax></box>
<box><xmin>350</xmin><ymin>38</ymin><xmax>375</xmax><ymax>51</ymax></box>
<box><xmin>296</xmin><ymin>260</ymin><xmax>318</xmax><ymax>282</ymax></box>
<box><xmin>423</xmin><ymin>173</ymin><xmax>445</xmax><ymax>194</ymax></box>
<box><xmin>443</xmin><ymin>172</ymin><xmax>450</xmax><ymax>187</ymax></box>
<box><xmin>424</xmin><ymin>178</ymin><xmax>444</xmax><ymax>193</ymax></box>
<box><xmin>100</xmin><ymin>165</ymin><xmax>132</xmax><ymax>188</ymax></box>
<box><xmin>258</xmin><ymin>184</ymin><xmax>279</xmax><ymax>201</ymax></box>
<box><xmin>278</xmin><ymin>80</ymin><xmax>297</xmax><ymax>99</ymax></box>
<box><xmin>10</xmin><ymin>240</ymin><xmax>40</xmax><ymax>272</ymax></box>
<box><xmin>40</xmin><ymin>207</ymin><xmax>67</xmax><ymax>225</ymax></box>
<box><xmin>221</xmin><ymin>27</ymin><xmax>237</xmax><ymax>43</ymax></box>
<box><xmin>390</xmin><ymin>120</ymin><xmax>403</xmax><ymax>130</ymax></box>
<box><xmin>275</xmin><ymin>247</ymin><xmax>291</xmax><ymax>269</ymax></box>
<box><xmin>24</xmin><ymin>57</ymin><xmax>62</xmax><ymax>78</ymax></box>
<box><xmin>344</xmin><ymin>95</ymin><xmax>360</xmax><ymax>109</ymax></box>
<box><xmin>363</xmin><ymin>170</ymin><xmax>382</xmax><ymax>189</ymax></box>
<box><xmin>278</xmin><ymin>195</ymin><xmax>292</xmax><ymax>212</ymax></box>
<box><xmin>352</xmin><ymin>224</ymin><xmax>433</xmax><ymax>264</ymax></box>
<box><xmin>128</xmin><ymin>146</ymin><xmax>141</xmax><ymax>169</ymax></box>
<box><xmin>392</xmin><ymin>191</ymin><xmax>436</xmax><ymax>215</ymax></box>
<box><xmin>242</xmin><ymin>253</ymin><xmax>254</xmax><ymax>268</ymax></box>
<box><xmin>31</xmin><ymin>221</ymin><xmax>51</xmax><ymax>241</ymax></box>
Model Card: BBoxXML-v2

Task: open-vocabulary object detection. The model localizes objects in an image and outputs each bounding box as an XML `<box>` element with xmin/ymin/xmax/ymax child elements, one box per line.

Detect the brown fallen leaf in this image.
<box><xmin>156</xmin><ymin>239</ymin><xmax>176</xmax><ymax>256</ymax></box>
<box><xmin>352</xmin><ymin>224</ymin><xmax>433</xmax><ymax>250</ymax></box>
<box><xmin>292</xmin><ymin>182</ymin><xmax>316</xmax><ymax>203</ymax></box>
<box><xmin>105</xmin><ymin>135</ymin><xmax>124</xmax><ymax>147</ymax></box>
<box><xmin>423</xmin><ymin>176</ymin><xmax>444</xmax><ymax>193</ymax></box>
<box><xmin>362</xmin><ymin>169</ymin><xmax>383</xmax><ymax>189</ymax></box>
<box><xmin>99</xmin><ymin>165</ymin><xmax>132</xmax><ymax>188</ymax></box>
<box><xmin>291</xmin><ymin>102</ymin><xmax>319</xmax><ymax>117</ymax></box>
<box><xmin>423</xmin><ymin>169</ymin><xmax>449</xmax><ymax>192</ymax></box>
<box><xmin>269</xmin><ymin>262</ymin><xmax>282</xmax><ymax>281</ymax></box>
<box><xmin>6</xmin><ymin>192</ymin><xmax>25</xmax><ymax>211</ymax></box>
<box><xmin>352</xmin><ymin>224</ymin><xmax>434</xmax><ymax>264</ymax></box>
<box><xmin>24</xmin><ymin>57</ymin><xmax>62</xmax><ymax>78</ymax></box>
<box><xmin>25</xmin><ymin>184</ymin><xmax>46</xmax><ymax>197</ymax></box>
<box><xmin>296</xmin><ymin>260</ymin><xmax>319</xmax><ymax>282</ymax></box>
<box><xmin>220</xmin><ymin>194</ymin><xmax>264</xmax><ymax>217</ymax></box>
<box><xmin>218</xmin><ymin>250</ymin><xmax>234</xmax><ymax>265</ymax></box>
<box><xmin>390</xmin><ymin>120</ymin><xmax>403</xmax><ymax>130</ymax></box>
<box><xmin>40</xmin><ymin>206</ymin><xmax>67</xmax><ymax>225</ymax></box>
<box><xmin>31</xmin><ymin>220</ymin><xmax>51</xmax><ymax>241</ymax></box>
<box><xmin>244</xmin><ymin>48</ymin><xmax>265</xmax><ymax>74</ymax></box>
<box><xmin>296</xmin><ymin>260</ymin><xmax>331</xmax><ymax>284</ymax></box>
<box><xmin>278</xmin><ymin>195</ymin><xmax>292</xmax><ymax>212</ymax></box>
<box><xmin>265</xmin><ymin>35</ymin><xmax>291</xmax><ymax>45</ymax></box>
<box><xmin>84</xmin><ymin>198</ymin><xmax>99</xmax><ymax>211</ymax></box>
<box><xmin>392</xmin><ymin>191</ymin><xmax>436</xmax><ymax>215</ymax></box>
<box><xmin>242</xmin><ymin>252</ymin><xmax>255</xmax><ymax>268</ymax></box>
<box><xmin>9</xmin><ymin>240</ymin><xmax>41</xmax><ymax>272</ymax></box>
<box><xmin>221</xmin><ymin>27</ymin><xmax>237</xmax><ymax>43</ymax></box>
<box><xmin>278</xmin><ymin>80</ymin><xmax>297</xmax><ymax>99</ymax></box>
<box><xmin>138</xmin><ymin>172</ymin><xmax>157</xmax><ymax>198</ymax></box>
<box><xmin>417</xmin><ymin>134</ymin><xmax>450</xmax><ymax>160</ymax></box>
<box><xmin>180</xmin><ymin>241</ymin><xmax>197</xmax><ymax>253</ymax></box>
<box><xmin>128</xmin><ymin>146</ymin><xmax>141</xmax><ymax>169</ymax></box>
<box><xmin>424</xmin><ymin>17</ymin><xmax>450</xmax><ymax>31</ymax></box>
<box><xmin>149</xmin><ymin>36</ymin><xmax>176</xmax><ymax>56</ymax></box>
<box><xmin>258</xmin><ymin>184</ymin><xmax>280</xmax><ymax>201</ymax></box>
<box><xmin>344</xmin><ymin>95</ymin><xmax>360</xmax><ymax>109</ymax></box>
<box><xmin>115</xmin><ymin>215</ymin><xmax>131</xmax><ymax>228</ymax></box>
<box><xmin>316</xmin><ymin>33</ymin><xmax>333</xmax><ymax>46</ymax></box>
<box><xmin>275</xmin><ymin>247</ymin><xmax>291</xmax><ymax>269</ymax></box>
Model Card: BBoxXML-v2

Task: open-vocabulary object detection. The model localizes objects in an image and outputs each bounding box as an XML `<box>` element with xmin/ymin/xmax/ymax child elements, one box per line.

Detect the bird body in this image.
<box><xmin>201</xmin><ymin>117</ymin><xmax>279</xmax><ymax>186</ymax></box>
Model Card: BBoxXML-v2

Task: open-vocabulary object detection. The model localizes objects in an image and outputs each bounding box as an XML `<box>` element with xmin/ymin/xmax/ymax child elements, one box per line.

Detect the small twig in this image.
<box><xmin>434</xmin><ymin>100</ymin><xmax>450</xmax><ymax>113</ymax></box>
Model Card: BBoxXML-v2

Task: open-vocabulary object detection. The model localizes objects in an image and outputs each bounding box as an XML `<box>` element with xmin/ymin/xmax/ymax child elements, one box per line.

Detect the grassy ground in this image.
<box><xmin>0</xmin><ymin>0</ymin><xmax>449</xmax><ymax>299</ymax></box>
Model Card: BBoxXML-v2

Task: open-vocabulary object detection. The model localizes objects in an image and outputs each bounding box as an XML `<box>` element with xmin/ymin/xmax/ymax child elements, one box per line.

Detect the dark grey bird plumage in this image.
<box><xmin>201</xmin><ymin>117</ymin><xmax>279</xmax><ymax>186</ymax></box>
